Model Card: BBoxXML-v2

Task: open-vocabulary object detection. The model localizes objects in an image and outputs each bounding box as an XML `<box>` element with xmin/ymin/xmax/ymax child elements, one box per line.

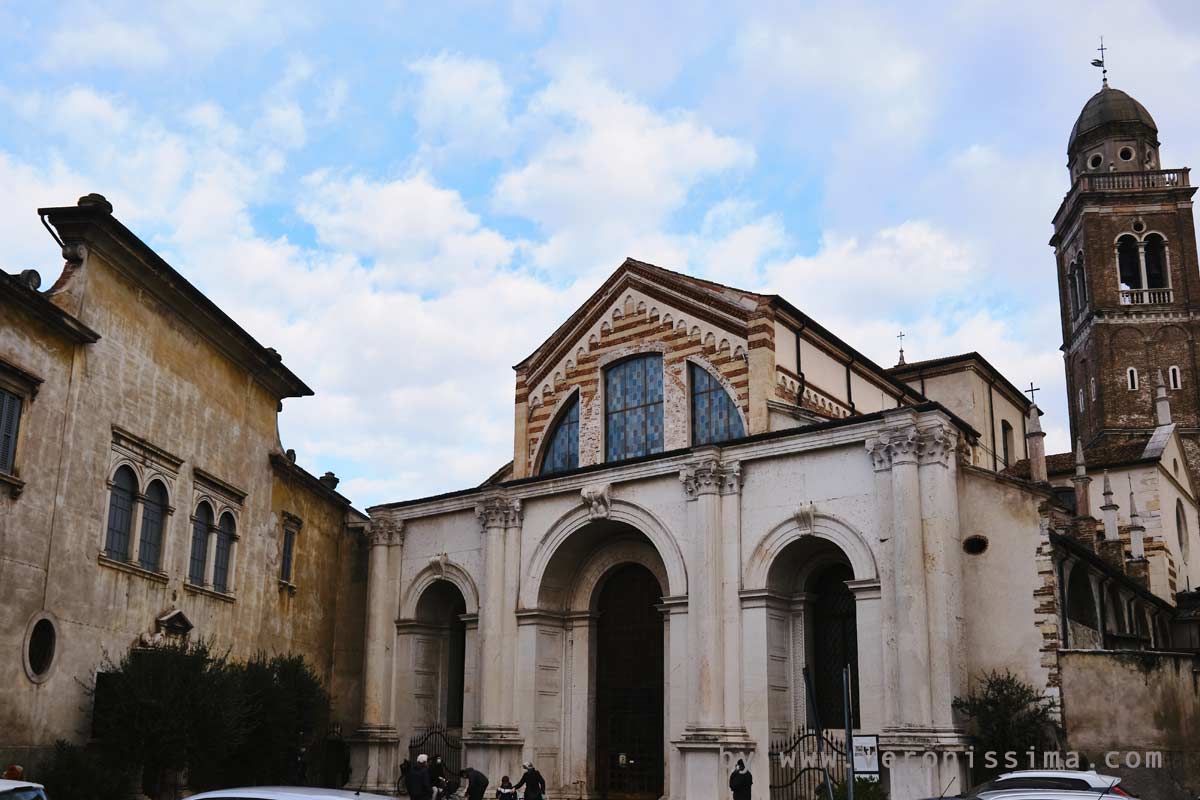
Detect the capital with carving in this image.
<box><xmin>581</xmin><ymin>483</ymin><xmax>613</xmax><ymax>520</ymax></box>
<box><xmin>867</xmin><ymin>424</ymin><xmax>921</xmax><ymax>471</ymax></box>
<box><xmin>475</xmin><ymin>496</ymin><xmax>522</xmax><ymax>530</ymax></box>
<box><xmin>918</xmin><ymin>422</ymin><xmax>958</xmax><ymax>467</ymax></box>
<box><xmin>718</xmin><ymin>461</ymin><xmax>743</xmax><ymax>495</ymax></box>
<box><xmin>367</xmin><ymin>519</ymin><xmax>403</xmax><ymax>548</ymax></box>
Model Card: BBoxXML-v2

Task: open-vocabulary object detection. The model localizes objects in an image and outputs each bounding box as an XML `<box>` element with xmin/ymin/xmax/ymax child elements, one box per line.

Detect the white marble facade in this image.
<box><xmin>350</xmin><ymin>404</ymin><xmax>1047</xmax><ymax>800</ymax></box>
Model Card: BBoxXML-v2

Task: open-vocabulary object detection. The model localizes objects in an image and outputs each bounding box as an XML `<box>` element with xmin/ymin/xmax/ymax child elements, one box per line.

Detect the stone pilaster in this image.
<box><xmin>351</xmin><ymin>518</ymin><xmax>403</xmax><ymax>793</ymax></box>
<box><xmin>464</xmin><ymin>495</ymin><xmax>524</xmax><ymax>781</ymax></box>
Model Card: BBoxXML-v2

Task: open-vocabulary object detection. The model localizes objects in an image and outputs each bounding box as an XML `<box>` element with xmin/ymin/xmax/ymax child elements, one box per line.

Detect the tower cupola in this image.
<box><xmin>1067</xmin><ymin>85</ymin><xmax>1160</xmax><ymax>178</ymax></box>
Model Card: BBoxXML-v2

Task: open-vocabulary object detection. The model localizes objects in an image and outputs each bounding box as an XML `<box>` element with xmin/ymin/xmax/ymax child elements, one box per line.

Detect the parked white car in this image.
<box><xmin>968</xmin><ymin>769</ymin><xmax>1134</xmax><ymax>798</ymax></box>
<box><xmin>0</xmin><ymin>780</ymin><xmax>48</xmax><ymax>800</ymax></box>
<box><xmin>188</xmin><ymin>788</ymin><xmax>393</xmax><ymax>800</ymax></box>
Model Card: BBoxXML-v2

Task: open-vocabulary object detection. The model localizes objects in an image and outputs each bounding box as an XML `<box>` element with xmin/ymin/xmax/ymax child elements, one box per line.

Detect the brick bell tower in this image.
<box><xmin>1051</xmin><ymin>78</ymin><xmax>1200</xmax><ymax>468</ymax></box>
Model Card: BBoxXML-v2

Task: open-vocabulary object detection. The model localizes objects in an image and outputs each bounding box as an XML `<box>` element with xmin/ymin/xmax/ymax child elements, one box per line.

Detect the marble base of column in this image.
<box><xmin>462</xmin><ymin>725</ymin><xmax>525</xmax><ymax>785</ymax></box>
<box><xmin>349</xmin><ymin>725</ymin><xmax>401</xmax><ymax>794</ymax></box>
<box><xmin>880</xmin><ymin>727</ymin><xmax>972</xmax><ymax>800</ymax></box>
<box><xmin>674</xmin><ymin>727</ymin><xmax>757</xmax><ymax>800</ymax></box>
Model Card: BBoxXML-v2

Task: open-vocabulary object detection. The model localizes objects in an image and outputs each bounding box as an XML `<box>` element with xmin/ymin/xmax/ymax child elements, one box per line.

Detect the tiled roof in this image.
<box><xmin>1002</xmin><ymin>439</ymin><xmax>1155</xmax><ymax>480</ymax></box>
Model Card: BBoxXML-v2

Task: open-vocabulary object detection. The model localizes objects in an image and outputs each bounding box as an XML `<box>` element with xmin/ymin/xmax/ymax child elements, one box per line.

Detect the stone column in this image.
<box><xmin>203</xmin><ymin>519</ymin><xmax>219</xmax><ymax>587</ymax></box>
<box><xmin>677</xmin><ymin>454</ymin><xmax>752</xmax><ymax>800</ymax></box>
<box><xmin>1025</xmin><ymin>404</ymin><xmax>1048</xmax><ymax>484</ymax></box>
<box><xmin>464</xmin><ymin>495</ymin><xmax>524</xmax><ymax>781</ymax></box>
<box><xmin>129</xmin><ymin>494</ymin><xmax>146</xmax><ymax>564</ymax></box>
<box><xmin>350</xmin><ymin>519</ymin><xmax>402</xmax><ymax>792</ymax></box>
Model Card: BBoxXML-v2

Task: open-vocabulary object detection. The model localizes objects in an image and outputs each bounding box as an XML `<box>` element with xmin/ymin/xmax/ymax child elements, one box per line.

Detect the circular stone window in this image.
<box><xmin>1119</xmin><ymin>146</ymin><xmax>1135</xmax><ymax>161</ymax></box>
<box><xmin>1133</xmin><ymin>220</ymin><xmax>1146</xmax><ymax>233</ymax></box>
<box><xmin>1088</xmin><ymin>153</ymin><xmax>1103</xmax><ymax>169</ymax></box>
<box><xmin>24</xmin><ymin>614</ymin><xmax>57</xmax><ymax>682</ymax></box>
<box><xmin>962</xmin><ymin>535</ymin><xmax>989</xmax><ymax>555</ymax></box>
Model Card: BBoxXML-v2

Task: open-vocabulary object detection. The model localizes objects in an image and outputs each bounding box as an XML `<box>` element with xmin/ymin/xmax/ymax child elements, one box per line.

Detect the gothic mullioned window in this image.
<box><xmin>105</xmin><ymin>466</ymin><xmax>138</xmax><ymax>560</ymax></box>
<box><xmin>540</xmin><ymin>393</ymin><xmax>580</xmax><ymax>475</ymax></box>
<box><xmin>189</xmin><ymin>502</ymin><xmax>213</xmax><ymax>585</ymax></box>
<box><xmin>1117</xmin><ymin>235</ymin><xmax>1141</xmax><ymax>291</ymax></box>
<box><xmin>1144</xmin><ymin>234</ymin><xmax>1167</xmax><ymax>288</ymax></box>
<box><xmin>137</xmin><ymin>480</ymin><xmax>168</xmax><ymax>571</ymax></box>
<box><xmin>605</xmin><ymin>354</ymin><xmax>664</xmax><ymax>462</ymax></box>
<box><xmin>689</xmin><ymin>363</ymin><xmax>745</xmax><ymax>446</ymax></box>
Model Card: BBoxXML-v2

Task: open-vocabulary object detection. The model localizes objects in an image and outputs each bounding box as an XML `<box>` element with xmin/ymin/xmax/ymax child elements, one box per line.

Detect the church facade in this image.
<box><xmin>355</xmin><ymin>82</ymin><xmax>1200</xmax><ymax>800</ymax></box>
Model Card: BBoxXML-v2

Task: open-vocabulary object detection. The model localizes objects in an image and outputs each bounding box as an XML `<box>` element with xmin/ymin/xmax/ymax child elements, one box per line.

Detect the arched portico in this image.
<box><xmin>741</xmin><ymin>512</ymin><xmax>884</xmax><ymax>754</ymax></box>
<box><xmin>517</xmin><ymin>516</ymin><xmax>676</xmax><ymax>800</ymax></box>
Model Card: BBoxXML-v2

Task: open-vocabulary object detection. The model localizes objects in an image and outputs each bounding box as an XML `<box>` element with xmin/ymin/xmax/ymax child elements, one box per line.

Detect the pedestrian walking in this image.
<box><xmin>729</xmin><ymin>758</ymin><xmax>753</xmax><ymax>800</ymax></box>
<box><xmin>514</xmin><ymin>761</ymin><xmax>545</xmax><ymax>800</ymax></box>
<box><xmin>408</xmin><ymin>753</ymin><xmax>434</xmax><ymax>800</ymax></box>
<box><xmin>460</xmin><ymin>766</ymin><xmax>489</xmax><ymax>800</ymax></box>
<box><xmin>431</xmin><ymin>754</ymin><xmax>447</xmax><ymax>800</ymax></box>
<box><xmin>495</xmin><ymin>775</ymin><xmax>517</xmax><ymax>799</ymax></box>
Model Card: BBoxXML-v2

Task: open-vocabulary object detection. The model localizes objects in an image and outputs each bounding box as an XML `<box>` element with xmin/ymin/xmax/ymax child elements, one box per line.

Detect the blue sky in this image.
<box><xmin>5</xmin><ymin>1</ymin><xmax>1200</xmax><ymax>508</ymax></box>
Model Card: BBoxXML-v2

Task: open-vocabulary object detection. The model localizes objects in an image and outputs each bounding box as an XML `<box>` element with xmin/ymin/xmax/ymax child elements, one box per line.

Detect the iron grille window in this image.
<box><xmin>138</xmin><ymin>481</ymin><xmax>168</xmax><ymax>570</ymax></box>
<box><xmin>0</xmin><ymin>388</ymin><xmax>21</xmax><ymax>474</ymax></box>
<box><xmin>540</xmin><ymin>393</ymin><xmax>580</xmax><ymax>475</ymax></box>
<box><xmin>604</xmin><ymin>354</ymin><xmax>664</xmax><ymax>462</ymax></box>
<box><xmin>689</xmin><ymin>363</ymin><xmax>745</xmax><ymax>446</ymax></box>
<box><xmin>104</xmin><ymin>466</ymin><xmax>137</xmax><ymax>560</ymax></box>
<box><xmin>189</xmin><ymin>503</ymin><xmax>212</xmax><ymax>585</ymax></box>
<box><xmin>212</xmin><ymin>513</ymin><xmax>235</xmax><ymax>592</ymax></box>
<box><xmin>281</xmin><ymin>526</ymin><xmax>297</xmax><ymax>583</ymax></box>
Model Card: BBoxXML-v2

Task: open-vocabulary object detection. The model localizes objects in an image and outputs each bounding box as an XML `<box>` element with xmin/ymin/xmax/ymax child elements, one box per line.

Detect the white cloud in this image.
<box><xmin>409</xmin><ymin>53</ymin><xmax>514</xmax><ymax>158</ymax></box>
<box><xmin>43</xmin><ymin>20</ymin><xmax>170</xmax><ymax>70</ymax></box>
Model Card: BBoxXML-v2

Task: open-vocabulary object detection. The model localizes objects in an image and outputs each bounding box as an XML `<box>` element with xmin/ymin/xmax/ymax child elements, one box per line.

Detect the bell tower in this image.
<box><xmin>1051</xmin><ymin>81</ymin><xmax>1200</xmax><ymax>462</ymax></box>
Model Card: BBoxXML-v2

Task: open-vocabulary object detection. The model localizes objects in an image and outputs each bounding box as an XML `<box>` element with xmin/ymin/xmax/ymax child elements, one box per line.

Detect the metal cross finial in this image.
<box><xmin>1025</xmin><ymin>381</ymin><xmax>1040</xmax><ymax>403</ymax></box>
<box><xmin>896</xmin><ymin>331</ymin><xmax>906</xmax><ymax>366</ymax></box>
<box><xmin>1092</xmin><ymin>37</ymin><xmax>1108</xmax><ymax>87</ymax></box>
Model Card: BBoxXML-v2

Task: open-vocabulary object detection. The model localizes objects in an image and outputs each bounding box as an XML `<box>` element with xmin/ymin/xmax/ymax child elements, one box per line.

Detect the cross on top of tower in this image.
<box><xmin>896</xmin><ymin>331</ymin><xmax>906</xmax><ymax>366</ymax></box>
<box><xmin>1025</xmin><ymin>381</ymin><xmax>1040</xmax><ymax>404</ymax></box>
<box><xmin>1091</xmin><ymin>37</ymin><xmax>1108</xmax><ymax>87</ymax></box>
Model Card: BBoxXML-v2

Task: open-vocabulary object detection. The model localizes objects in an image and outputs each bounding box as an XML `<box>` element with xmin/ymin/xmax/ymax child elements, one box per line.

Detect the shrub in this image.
<box><xmin>35</xmin><ymin>740</ymin><xmax>133</xmax><ymax>800</ymax></box>
<box><xmin>952</xmin><ymin>669</ymin><xmax>1062</xmax><ymax>781</ymax></box>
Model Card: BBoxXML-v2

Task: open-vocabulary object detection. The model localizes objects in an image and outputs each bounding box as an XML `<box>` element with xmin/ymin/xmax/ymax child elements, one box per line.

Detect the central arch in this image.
<box><xmin>526</xmin><ymin>516</ymin><xmax>674</xmax><ymax>800</ymax></box>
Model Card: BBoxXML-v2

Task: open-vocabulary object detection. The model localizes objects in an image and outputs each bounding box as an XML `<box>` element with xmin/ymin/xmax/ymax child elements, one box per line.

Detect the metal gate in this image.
<box><xmin>406</xmin><ymin>725</ymin><xmax>463</xmax><ymax>793</ymax></box>
<box><xmin>769</xmin><ymin>728</ymin><xmax>847</xmax><ymax>800</ymax></box>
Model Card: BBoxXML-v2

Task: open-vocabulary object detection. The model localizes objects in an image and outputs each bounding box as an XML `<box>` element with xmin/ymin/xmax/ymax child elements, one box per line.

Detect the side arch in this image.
<box><xmin>399</xmin><ymin>558</ymin><xmax>481</xmax><ymax>620</ymax></box>
<box><xmin>521</xmin><ymin>498</ymin><xmax>688</xmax><ymax>609</ymax></box>
<box><xmin>744</xmin><ymin>512</ymin><xmax>879</xmax><ymax>590</ymax></box>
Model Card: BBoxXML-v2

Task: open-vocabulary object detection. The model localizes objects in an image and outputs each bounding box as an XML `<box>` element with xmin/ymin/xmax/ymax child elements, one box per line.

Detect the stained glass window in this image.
<box><xmin>189</xmin><ymin>502</ymin><xmax>212</xmax><ymax>585</ymax></box>
<box><xmin>690</xmin><ymin>363</ymin><xmax>745</xmax><ymax>446</ymax></box>
<box><xmin>105</xmin><ymin>466</ymin><xmax>137</xmax><ymax>560</ymax></box>
<box><xmin>605</xmin><ymin>354</ymin><xmax>664</xmax><ymax>462</ymax></box>
<box><xmin>540</xmin><ymin>393</ymin><xmax>580</xmax><ymax>475</ymax></box>
<box><xmin>213</xmin><ymin>513</ymin><xmax>235</xmax><ymax>593</ymax></box>
<box><xmin>138</xmin><ymin>481</ymin><xmax>168</xmax><ymax>571</ymax></box>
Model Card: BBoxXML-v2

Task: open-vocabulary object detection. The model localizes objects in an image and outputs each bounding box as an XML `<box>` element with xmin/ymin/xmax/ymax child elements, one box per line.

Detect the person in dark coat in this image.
<box><xmin>460</xmin><ymin>766</ymin><xmax>490</xmax><ymax>800</ymax></box>
<box><xmin>729</xmin><ymin>758</ymin><xmax>753</xmax><ymax>800</ymax></box>
<box><xmin>430</xmin><ymin>754</ymin><xmax>447</xmax><ymax>799</ymax></box>
<box><xmin>408</xmin><ymin>754</ymin><xmax>434</xmax><ymax>800</ymax></box>
<box><xmin>514</xmin><ymin>762</ymin><xmax>546</xmax><ymax>800</ymax></box>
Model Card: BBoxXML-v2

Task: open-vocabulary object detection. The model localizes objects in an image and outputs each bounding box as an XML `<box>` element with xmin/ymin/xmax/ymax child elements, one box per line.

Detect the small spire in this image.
<box><xmin>1102</xmin><ymin>470</ymin><xmax>1113</xmax><ymax>499</ymax></box>
<box><xmin>1128</xmin><ymin>476</ymin><xmax>1140</xmax><ymax>520</ymax></box>
<box><xmin>1155</xmin><ymin>369</ymin><xmax>1172</xmax><ymax>425</ymax></box>
<box><xmin>896</xmin><ymin>331</ymin><xmax>906</xmax><ymax>366</ymax></box>
<box><xmin>1074</xmin><ymin>437</ymin><xmax>1087</xmax><ymax>475</ymax></box>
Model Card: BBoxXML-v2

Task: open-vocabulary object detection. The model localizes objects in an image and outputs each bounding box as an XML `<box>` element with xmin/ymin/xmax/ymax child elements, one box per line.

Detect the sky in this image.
<box><xmin>4</xmin><ymin>1</ymin><xmax>1200</xmax><ymax>509</ymax></box>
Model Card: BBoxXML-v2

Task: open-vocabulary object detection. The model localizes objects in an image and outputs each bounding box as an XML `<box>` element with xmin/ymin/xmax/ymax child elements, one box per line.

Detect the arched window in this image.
<box><xmin>604</xmin><ymin>354</ymin><xmax>664</xmax><ymax>462</ymax></box>
<box><xmin>1077</xmin><ymin>389</ymin><xmax>1084</xmax><ymax>413</ymax></box>
<box><xmin>1169</xmin><ymin>365</ymin><xmax>1182</xmax><ymax>390</ymax></box>
<box><xmin>1068</xmin><ymin>271</ymin><xmax>1079</xmax><ymax>317</ymax></box>
<box><xmin>1177</xmin><ymin>499</ymin><xmax>1190</xmax><ymax>563</ymax></box>
<box><xmin>138</xmin><ymin>481</ymin><xmax>168</xmax><ymax>571</ymax></box>
<box><xmin>1001</xmin><ymin>419</ymin><xmax>1014</xmax><ymax>467</ymax></box>
<box><xmin>1127</xmin><ymin>368</ymin><xmax>1139</xmax><ymax>391</ymax></box>
<box><xmin>1144</xmin><ymin>234</ymin><xmax>1167</xmax><ymax>288</ymax></box>
<box><xmin>690</xmin><ymin>363</ymin><xmax>745</xmax><ymax>446</ymax></box>
<box><xmin>540</xmin><ymin>393</ymin><xmax>580</xmax><ymax>475</ymax></box>
<box><xmin>1066</xmin><ymin>565</ymin><xmax>1100</xmax><ymax>648</ymax></box>
<box><xmin>1090</xmin><ymin>377</ymin><xmax>1096</xmax><ymax>400</ymax></box>
<box><xmin>105</xmin><ymin>466</ymin><xmax>138</xmax><ymax>560</ymax></box>
<box><xmin>189</xmin><ymin>502</ymin><xmax>213</xmax><ymax>585</ymax></box>
<box><xmin>1076</xmin><ymin>258</ymin><xmax>1088</xmax><ymax>307</ymax></box>
<box><xmin>212</xmin><ymin>513</ymin><xmax>236</xmax><ymax>593</ymax></box>
<box><xmin>1117</xmin><ymin>235</ymin><xmax>1142</xmax><ymax>290</ymax></box>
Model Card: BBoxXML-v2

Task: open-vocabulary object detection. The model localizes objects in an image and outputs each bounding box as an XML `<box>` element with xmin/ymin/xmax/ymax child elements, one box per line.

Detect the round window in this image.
<box><xmin>1119</xmin><ymin>146</ymin><xmax>1134</xmax><ymax>161</ymax></box>
<box><xmin>27</xmin><ymin>617</ymin><xmax>56</xmax><ymax>680</ymax></box>
<box><xmin>1088</xmin><ymin>153</ymin><xmax>1103</xmax><ymax>169</ymax></box>
<box><xmin>1133</xmin><ymin>220</ymin><xmax>1146</xmax><ymax>233</ymax></box>
<box><xmin>963</xmin><ymin>535</ymin><xmax>989</xmax><ymax>555</ymax></box>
